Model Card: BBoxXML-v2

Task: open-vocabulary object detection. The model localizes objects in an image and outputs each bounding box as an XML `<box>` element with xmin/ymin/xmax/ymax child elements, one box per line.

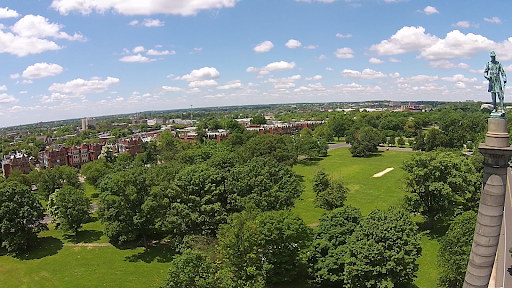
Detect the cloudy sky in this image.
<box><xmin>0</xmin><ymin>0</ymin><xmax>510</xmax><ymax>127</ymax></box>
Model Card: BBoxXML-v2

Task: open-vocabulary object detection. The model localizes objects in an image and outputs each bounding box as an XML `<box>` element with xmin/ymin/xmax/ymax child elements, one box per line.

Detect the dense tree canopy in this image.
<box><xmin>346</xmin><ymin>126</ymin><xmax>383</xmax><ymax>157</ymax></box>
<box><xmin>0</xmin><ymin>181</ymin><xmax>45</xmax><ymax>252</ymax></box>
<box><xmin>48</xmin><ymin>185</ymin><xmax>91</xmax><ymax>234</ymax></box>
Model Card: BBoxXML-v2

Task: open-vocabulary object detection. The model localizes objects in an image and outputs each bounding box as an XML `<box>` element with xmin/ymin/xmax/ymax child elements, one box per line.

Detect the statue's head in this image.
<box><xmin>490</xmin><ymin>51</ymin><xmax>496</xmax><ymax>59</ymax></box>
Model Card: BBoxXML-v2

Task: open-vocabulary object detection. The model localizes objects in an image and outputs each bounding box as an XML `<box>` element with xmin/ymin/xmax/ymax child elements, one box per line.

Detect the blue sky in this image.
<box><xmin>0</xmin><ymin>0</ymin><xmax>510</xmax><ymax>127</ymax></box>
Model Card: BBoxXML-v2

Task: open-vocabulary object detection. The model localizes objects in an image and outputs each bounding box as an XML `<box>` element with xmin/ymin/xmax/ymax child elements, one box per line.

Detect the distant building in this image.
<box><xmin>67</xmin><ymin>143</ymin><xmax>103</xmax><ymax>168</ymax></box>
<box><xmin>2</xmin><ymin>152</ymin><xmax>31</xmax><ymax>178</ymax></box>
<box><xmin>82</xmin><ymin>117</ymin><xmax>97</xmax><ymax>131</ymax></box>
<box><xmin>482</xmin><ymin>103</ymin><xmax>494</xmax><ymax>110</ymax></box>
<box><xmin>118</xmin><ymin>138</ymin><xmax>143</xmax><ymax>157</ymax></box>
<box><xmin>42</xmin><ymin>145</ymin><xmax>68</xmax><ymax>168</ymax></box>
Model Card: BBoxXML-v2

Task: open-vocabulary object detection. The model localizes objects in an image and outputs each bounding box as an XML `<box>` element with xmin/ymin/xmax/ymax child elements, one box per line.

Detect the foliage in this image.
<box><xmin>328</xmin><ymin>113</ymin><xmax>351</xmax><ymax>140</ymax></box>
<box><xmin>0</xmin><ymin>181</ymin><xmax>45</xmax><ymax>252</ymax></box>
<box><xmin>241</xmin><ymin>134</ymin><xmax>298</xmax><ymax>166</ymax></box>
<box><xmin>80</xmin><ymin>159</ymin><xmax>112</xmax><ymax>187</ymax></box>
<box><xmin>346</xmin><ymin>126</ymin><xmax>382</xmax><ymax>157</ymax></box>
<box><xmin>98</xmin><ymin>167</ymin><xmax>167</xmax><ymax>246</ymax></box>
<box><xmin>438</xmin><ymin>211</ymin><xmax>477</xmax><ymax>288</ymax></box>
<box><xmin>397</xmin><ymin>136</ymin><xmax>406</xmax><ymax>147</ymax></box>
<box><xmin>161</xmin><ymin>249</ymin><xmax>217</xmax><ymax>288</ymax></box>
<box><xmin>345</xmin><ymin>207</ymin><xmax>422</xmax><ymax>287</ymax></box>
<box><xmin>316</xmin><ymin>179</ymin><xmax>349</xmax><ymax>210</ymax></box>
<box><xmin>402</xmin><ymin>151</ymin><xmax>481</xmax><ymax>229</ymax></box>
<box><xmin>250</xmin><ymin>114</ymin><xmax>267</xmax><ymax>125</ymax></box>
<box><xmin>313</xmin><ymin>169</ymin><xmax>330</xmax><ymax>196</ymax></box>
<box><xmin>37</xmin><ymin>165</ymin><xmax>81</xmax><ymax>197</ymax></box>
<box><xmin>296</xmin><ymin>128</ymin><xmax>328</xmax><ymax>158</ymax></box>
<box><xmin>47</xmin><ymin>185</ymin><xmax>91</xmax><ymax>234</ymax></box>
<box><xmin>314</xmin><ymin>123</ymin><xmax>335</xmax><ymax>142</ymax></box>
<box><xmin>157</xmin><ymin>130</ymin><xmax>181</xmax><ymax>162</ymax></box>
<box><xmin>217</xmin><ymin>208</ymin><xmax>312</xmax><ymax>286</ymax></box>
<box><xmin>308</xmin><ymin>206</ymin><xmax>362</xmax><ymax>287</ymax></box>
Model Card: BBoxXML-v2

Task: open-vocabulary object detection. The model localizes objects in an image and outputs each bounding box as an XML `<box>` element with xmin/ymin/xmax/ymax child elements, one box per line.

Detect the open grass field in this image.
<box><xmin>292</xmin><ymin>148</ymin><xmax>439</xmax><ymax>288</ymax></box>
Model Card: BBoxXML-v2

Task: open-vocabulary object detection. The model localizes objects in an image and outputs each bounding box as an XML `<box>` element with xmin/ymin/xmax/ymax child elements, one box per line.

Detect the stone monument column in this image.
<box><xmin>464</xmin><ymin>118</ymin><xmax>512</xmax><ymax>288</ymax></box>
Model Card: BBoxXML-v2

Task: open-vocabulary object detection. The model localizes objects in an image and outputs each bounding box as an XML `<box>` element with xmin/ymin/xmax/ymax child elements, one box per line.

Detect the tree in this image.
<box><xmin>387</xmin><ymin>136</ymin><xmax>396</xmax><ymax>147</ymax></box>
<box><xmin>0</xmin><ymin>181</ymin><xmax>45</xmax><ymax>252</ymax></box>
<box><xmin>397</xmin><ymin>136</ymin><xmax>406</xmax><ymax>148</ymax></box>
<box><xmin>313</xmin><ymin>169</ymin><xmax>330</xmax><ymax>196</ymax></box>
<box><xmin>438</xmin><ymin>211</ymin><xmax>477</xmax><ymax>288</ymax></box>
<box><xmin>37</xmin><ymin>165</ymin><xmax>81</xmax><ymax>197</ymax></box>
<box><xmin>403</xmin><ymin>151</ymin><xmax>481</xmax><ymax>229</ymax></box>
<box><xmin>345</xmin><ymin>207</ymin><xmax>422</xmax><ymax>287</ymax></box>
<box><xmin>308</xmin><ymin>206</ymin><xmax>362</xmax><ymax>287</ymax></box>
<box><xmin>48</xmin><ymin>185</ymin><xmax>91</xmax><ymax>234</ymax></box>
<box><xmin>296</xmin><ymin>128</ymin><xmax>328</xmax><ymax>158</ymax></box>
<box><xmin>98</xmin><ymin>167</ymin><xmax>167</xmax><ymax>246</ymax></box>
<box><xmin>424</xmin><ymin>128</ymin><xmax>448</xmax><ymax>151</ymax></box>
<box><xmin>241</xmin><ymin>134</ymin><xmax>298</xmax><ymax>166</ymax></box>
<box><xmin>411</xmin><ymin>130</ymin><xmax>426</xmax><ymax>151</ymax></box>
<box><xmin>314</xmin><ymin>123</ymin><xmax>335</xmax><ymax>142</ymax></box>
<box><xmin>81</xmin><ymin>159</ymin><xmax>112</xmax><ymax>187</ymax></box>
<box><xmin>329</xmin><ymin>114</ymin><xmax>350</xmax><ymax>140</ymax></box>
<box><xmin>316</xmin><ymin>179</ymin><xmax>349</xmax><ymax>210</ymax></box>
<box><xmin>161</xmin><ymin>249</ymin><xmax>217</xmax><ymax>288</ymax></box>
<box><xmin>250</xmin><ymin>114</ymin><xmax>267</xmax><ymax>125</ymax></box>
<box><xmin>217</xmin><ymin>208</ymin><xmax>312</xmax><ymax>286</ymax></box>
<box><xmin>346</xmin><ymin>126</ymin><xmax>382</xmax><ymax>157</ymax></box>
<box><xmin>158</xmin><ymin>130</ymin><xmax>181</xmax><ymax>162</ymax></box>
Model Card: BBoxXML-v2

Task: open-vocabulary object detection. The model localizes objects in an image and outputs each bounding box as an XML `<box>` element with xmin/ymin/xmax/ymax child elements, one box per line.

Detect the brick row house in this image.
<box><xmin>2</xmin><ymin>152</ymin><xmax>31</xmax><ymax>178</ymax></box>
<box><xmin>41</xmin><ymin>143</ymin><xmax>104</xmax><ymax>169</ymax></box>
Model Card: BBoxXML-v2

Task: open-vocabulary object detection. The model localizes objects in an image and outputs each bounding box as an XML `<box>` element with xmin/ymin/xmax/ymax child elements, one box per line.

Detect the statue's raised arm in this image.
<box><xmin>486</xmin><ymin>51</ymin><xmax>508</xmax><ymax>118</ymax></box>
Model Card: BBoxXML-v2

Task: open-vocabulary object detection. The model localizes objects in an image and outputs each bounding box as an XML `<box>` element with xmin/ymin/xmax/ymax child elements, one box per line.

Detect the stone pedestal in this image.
<box><xmin>464</xmin><ymin>118</ymin><xmax>512</xmax><ymax>288</ymax></box>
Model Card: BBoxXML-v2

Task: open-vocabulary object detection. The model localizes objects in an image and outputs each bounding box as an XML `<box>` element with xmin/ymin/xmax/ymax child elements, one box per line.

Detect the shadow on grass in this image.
<box><xmin>124</xmin><ymin>242</ymin><xmax>176</xmax><ymax>263</ymax></box>
<box><xmin>298</xmin><ymin>157</ymin><xmax>326</xmax><ymax>166</ymax></box>
<box><xmin>15</xmin><ymin>236</ymin><xmax>63</xmax><ymax>260</ymax></box>
<box><xmin>416</xmin><ymin>217</ymin><xmax>449</xmax><ymax>239</ymax></box>
<box><xmin>64</xmin><ymin>230</ymin><xmax>103</xmax><ymax>244</ymax></box>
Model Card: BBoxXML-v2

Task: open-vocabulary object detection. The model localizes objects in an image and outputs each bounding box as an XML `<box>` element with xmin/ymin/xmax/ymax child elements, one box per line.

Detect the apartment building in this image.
<box><xmin>2</xmin><ymin>152</ymin><xmax>31</xmax><ymax>178</ymax></box>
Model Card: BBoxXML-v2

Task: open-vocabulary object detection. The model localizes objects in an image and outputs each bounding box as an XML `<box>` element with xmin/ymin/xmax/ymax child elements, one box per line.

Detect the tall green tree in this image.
<box><xmin>217</xmin><ymin>208</ymin><xmax>311</xmax><ymax>286</ymax></box>
<box><xmin>48</xmin><ymin>185</ymin><xmax>91</xmax><ymax>234</ymax></box>
<box><xmin>37</xmin><ymin>165</ymin><xmax>80</xmax><ymax>197</ymax></box>
<box><xmin>0</xmin><ymin>181</ymin><xmax>45</xmax><ymax>252</ymax></box>
<box><xmin>403</xmin><ymin>151</ymin><xmax>481</xmax><ymax>229</ymax></box>
<box><xmin>438</xmin><ymin>211</ymin><xmax>477</xmax><ymax>288</ymax></box>
<box><xmin>346</xmin><ymin>126</ymin><xmax>382</xmax><ymax>157</ymax></box>
<box><xmin>241</xmin><ymin>134</ymin><xmax>298</xmax><ymax>166</ymax></box>
<box><xmin>345</xmin><ymin>207</ymin><xmax>422</xmax><ymax>287</ymax></box>
<box><xmin>161</xmin><ymin>249</ymin><xmax>217</xmax><ymax>288</ymax></box>
<box><xmin>81</xmin><ymin>159</ymin><xmax>112</xmax><ymax>187</ymax></box>
<box><xmin>308</xmin><ymin>206</ymin><xmax>362</xmax><ymax>287</ymax></box>
<box><xmin>250</xmin><ymin>114</ymin><xmax>267</xmax><ymax>125</ymax></box>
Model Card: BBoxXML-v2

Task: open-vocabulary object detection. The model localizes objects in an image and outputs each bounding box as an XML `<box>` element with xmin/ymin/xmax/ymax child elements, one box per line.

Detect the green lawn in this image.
<box><xmin>292</xmin><ymin>148</ymin><xmax>438</xmax><ymax>288</ymax></box>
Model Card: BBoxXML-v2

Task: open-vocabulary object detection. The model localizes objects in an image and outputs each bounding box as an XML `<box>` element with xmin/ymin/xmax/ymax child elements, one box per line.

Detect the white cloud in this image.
<box><xmin>342</xmin><ymin>68</ymin><xmax>393</xmax><ymax>79</ymax></box>
<box><xmin>388</xmin><ymin>58</ymin><xmax>401</xmax><ymax>63</ymax></box>
<box><xmin>304</xmin><ymin>45</ymin><xmax>317</xmax><ymax>49</ymax></box>
<box><xmin>254</xmin><ymin>41</ymin><xmax>274</xmax><ymax>53</ymax></box>
<box><xmin>142</xmin><ymin>19</ymin><xmax>164</xmax><ymax>27</ymax></box>
<box><xmin>334</xmin><ymin>47</ymin><xmax>354</xmax><ymax>59</ymax></box>
<box><xmin>133</xmin><ymin>46</ymin><xmax>145</xmax><ymax>53</ymax></box>
<box><xmin>455</xmin><ymin>82</ymin><xmax>466</xmax><ymax>89</ymax></box>
<box><xmin>194</xmin><ymin>47</ymin><xmax>202</xmax><ymax>51</ymax></box>
<box><xmin>20</xmin><ymin>80</ymin><xmax>33</xmax><ymax>84</ymax></box>
<box><xmin>452</xmin><ymin>21</ymin><xmax>479</xmax><ymax>28</ymax></box>
<box><xmin>155</xmin><ymin>45</ymin><xmax>163</xmax><ymax>48</ymax></box>
<box><xmin>269</xmin><ymin>75</ymin><xmax>301</xmax><ymax>83</ymax></box>
<box><xmin>326</xmin><ymin>67</ymin><xmax>334</xmax><ymax>71</ymax></box>
<box><xmin>247</xmin><ymin>61</ymin><xmax>297</xmax><ymax>73</ymax></box>
<box><xmin>10</xmin><ymin>73</ymin><xmax>20</xmax><ymax>79</ymax></box>
<box><xmin>175</xmin><ymin>67</ymin><xmax>220</xmax><ymax>81</ymax></box>
<box><xmin>274</xmin><ymin>83</ymin><xmax>295</xmax><ymax>89</ymax></box>
<box><xmin>147</xmin><ymin>49</ymin><xmax>175</xmax><ymax>56</ymax></box>
<box><xmin>11</xmin><ymin>15</ymin><xmax>85</xmax><ymax>41</ymax></box>
<box><xmin>19</xmin><ymin>91</ymin><xmax>27</xmax><ymax>94</ymax></box>
<box><xmin>440</xmin><ymin>74</ymin><xmax>477</xmax><ymax>83</ymax></box>
<box><xmin>423</xmin><ymin>6</ymin><xmax>439</xmax><ymax>15</ymax></box>
<box><xmin>318</xmin><ymin>54</ymin><xmax>327</xmax><ymax>60</ymax></box>
<box><xmin>129</xmin><ymin>20</ymin><xmax>139</xmax><ymax>26</ymax></box>
<box><xmin>51</xmin><ymin>0</ymin><xmax>239</xmax><ymax>16</ymax></box>
<box><xmin>0</xmin><ymin>85</ymin><xmax>6</xmax><ymax>91</ymax></box>
<box><xmin>0</xmin><ymin>93</ymin><xmax>18</xmax><ymax>104</ymax></box>
<box><xmin>305</xmin><ymin>75</ymin><xmax>322</xmax><ymax>81</ymax></box>
<box><xmin>218</xmin><ymin>80</ymin><xmax>243</xmax><ymax>90</ymax></box>
<box><xmin>0</xmin><ymin>7</ymin><xmax>20</xmax><ymax>18</ymax></box>
<box><xmin>336</xmin><ymin>33</ymin><xmax>352</xmax><ymax>38</ymax></box>
<box><xmin>22</xmin><ymin>63</ymin><xmax>64</xmax><ymax>79</ymax></box>
<box><xmin>369</xmin><ymin>57</ymin><xmax>384</xmax><ymax>64</ymax></box>
<box><xmin>189</xmin><ymin>80</ymin><xmax>218</xmax><ymax>88</ymax></box>
<box><xmin>469</xmin><ymin>69</ymin><xmax>484</xmax><ymax>74</ymax></box>
<box><xmin>142</xmin><ymin>93</ymin><xmax>151</xmax><ymax>97</ymax></box>
<box><xmin>370</xmin><ymin>26</ymin><xmax>512</xmax><ymax>61</ymax></box>
<box><xmin>294</xmin><ymin>83</ymin><xmax>325</xmax><ymax>92</ymax></box>
<box><xmin>119</xmin><ymin>54</ymin><xmax>156</xmax><ymax>63</ymax></box>
<box><xmin>0</xmin><ymin>29</ymin><xmax>62</xmax><ymax>57</ymax></box>
<box><xmin>333</xmin><ymin>83</ymin><xmax>382</xmax><ymax>92</ymax></box>
<box><xmin>395</xmin><ymin>75</ymin><xmax>439</xmax><ymax>83</ymax></box>
<box><xmin>429</xmin><ymin>60</ymin><xmax>470</xmax><ymax>69</ymax></box>
<box><xmin>285</xmin><ymin>39</ymin><xmax>302</xmax><ymax>49</ymax></box>
<box><xmin>48</xmin><ymin>77</ymin><xmax>120</xmax><ymax>96</ymax></box>
<box><xmin>484</xmin><ymin>17</ymin><xmax>501</xmax><ymax>24</ymax></box>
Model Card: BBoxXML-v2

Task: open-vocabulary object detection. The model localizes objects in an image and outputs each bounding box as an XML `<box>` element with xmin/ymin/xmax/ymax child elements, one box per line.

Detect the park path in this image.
<box><xmin>63</xmin><ymin>243</ymin><xmax>111</xmax><ymax>247</ymax></box>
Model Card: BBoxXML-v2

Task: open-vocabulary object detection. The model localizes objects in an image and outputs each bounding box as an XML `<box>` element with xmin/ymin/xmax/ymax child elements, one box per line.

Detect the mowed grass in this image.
<box><xmin>292</xmin><ymin>147</ymin><xmax>438</xmax><ymax>288</ymax></box>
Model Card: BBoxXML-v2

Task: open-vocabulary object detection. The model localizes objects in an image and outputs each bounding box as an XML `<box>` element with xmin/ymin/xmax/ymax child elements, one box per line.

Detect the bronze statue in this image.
<box><xmin>484</xmin><ymin>51</ymin><xmax>507</xmax><ymax>117</ymax></box>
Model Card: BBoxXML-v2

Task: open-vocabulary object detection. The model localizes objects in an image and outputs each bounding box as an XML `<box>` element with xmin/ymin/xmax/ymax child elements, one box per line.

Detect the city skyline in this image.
<box><xmin>0</xmin><ymin>0</ymin><xmax>510</xmax><ymax>127</ymax></box>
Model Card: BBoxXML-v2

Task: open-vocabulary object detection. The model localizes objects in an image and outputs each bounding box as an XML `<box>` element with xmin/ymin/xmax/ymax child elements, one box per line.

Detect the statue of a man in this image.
<box><xmin>484</xmin><ymin>51</ymin><xmax>507</xmax><ymax>116</ymax></box>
